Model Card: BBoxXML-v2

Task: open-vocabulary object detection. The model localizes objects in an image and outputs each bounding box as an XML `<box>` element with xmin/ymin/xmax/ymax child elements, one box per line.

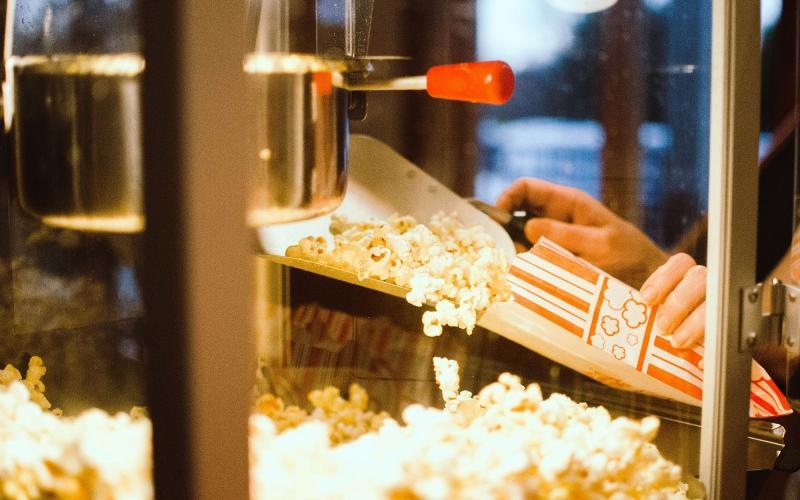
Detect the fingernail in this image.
<box><xmin>640</xmin><ymin>285</ymin><xmax>655</xmax><ymax>303</ymax></box>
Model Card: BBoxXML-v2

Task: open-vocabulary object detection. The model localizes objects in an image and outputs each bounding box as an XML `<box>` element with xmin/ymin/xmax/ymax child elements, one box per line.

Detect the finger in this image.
<box><xmin>524</xmin><ymin>218</ymin><xmax>604</xmax><ymax>257</ymax></box>
<box><xmin>654</xmin><ymin>264</ymin><xmax>707</xmax><ymax>334</ymax></box>
<box><xmin>535</xmin><ymin>183</ymin><xmax>612</xmax><ymax>224</ymax></box>
<box><xmin>670</xmin><ymin>301</ymin><xmax>706</xmax><ymax>349</ymax></box>
<box><xmin>497</xmin><ymin>178</ymin><xmax>615</xmax><ymax>225</ymax></box>
<box><xmin>495</xmin><ymin>178</ymin><xmax>530</xmax><ymax>212</ymax></box>
<box><xmin>513</xmin><ymin>241</ymin><xmax>529</xmax><ymax>253</ymax></box>
<box><xmin>639</xmin><ymin>253</ymin><xmax>697</xmax><ymax>305</ymax></box>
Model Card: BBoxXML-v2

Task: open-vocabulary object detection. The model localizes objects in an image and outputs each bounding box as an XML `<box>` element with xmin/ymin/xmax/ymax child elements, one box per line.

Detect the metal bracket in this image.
<box><xmin>740</xmin><ymin>280</ymin><xmax>800</xmax><ymax>353</ymax></box>
<box><xmin>784</xmin><ymin>282</ymin><xmax>800</xmax><ymax>353</ymax></box>
<box><xmin>740</xmin><ymin>283</ymin><xmax>765</xmax><ymax>350</ymax></box>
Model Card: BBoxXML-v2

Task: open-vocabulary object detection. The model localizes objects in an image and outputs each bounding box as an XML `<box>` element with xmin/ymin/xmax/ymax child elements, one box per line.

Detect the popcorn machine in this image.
<box><xmin>0</xmin><ymin>0</ymin><xmax>796</xmax><ymax>499</ymax></box>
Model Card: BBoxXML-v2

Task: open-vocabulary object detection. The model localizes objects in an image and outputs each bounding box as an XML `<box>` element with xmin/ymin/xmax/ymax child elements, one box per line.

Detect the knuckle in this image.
<box><xmin>642</xmin><ymin>274</ymin><xmax>665</xmax><ymax>294</ymax></box>
<box><xmin>677</xmin><ymin>252</ymin><xmax>697</xmax><ymax>266</ymax></box>
<box><xmin>685</xmin><ymin>322</ymin><xmax>705</xmax><ymax>345</ymax></box>
<box><xmin>688</xmin><ymin>311</ymin><xmax>705</xmax><ymax>330</ymax></box>
<box><xmin>563</xmin><ymin>184</ymin><xmax>582</xmax><ymax>198</ymax></box>
<box><xmin>525</xmin><ymin>219</ymin><xmax>546</xmax><ymax>239</ymax></box>
<box><xmin>649</xmin><ymin>262</ymin><xmax>667</xmax><ymax>278</ymax></box>
<box><xmin>597</xmin><ymin>231</ymin><xmax>613</xmax><ymax>252</ymax></box>
<box><xmin>662</xmin><ymin>293</ymin><xmax>685</xmax><ymax>315</ymax></box>
<box><xmin>514</xmin><ymin>178</ymin><xmax>530</xmax><ymax>191</ymax></box>
<box><xmin>685</xmin><ymin>265</ymin><xmax>707</xmax><ymax>281</ymax></box>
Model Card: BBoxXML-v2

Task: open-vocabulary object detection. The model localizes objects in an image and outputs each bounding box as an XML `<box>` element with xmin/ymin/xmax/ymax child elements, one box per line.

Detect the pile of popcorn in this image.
<box><xmin>0</xmin><ymin>354</ymin><xmax>691</xmax><ymax>499</ymax></box>
<box><xmin>0</xmin><ymin>356</ymin><xmax>55</xmax><ymax>414</ymax></box>
<box><xmin>0</xmin><ymin>358</ymin><xmax>153</xmax><ymax>500</ymax></box>
<box><xmin>286</xmin><ymin>213</ymin><xmax>512</xmax><ymax>336</ymax></box>
<box><xmin>253</xmin><ymin>383</ymin><xmax>390</xmax><ymax>445</ymax></box>
<box><xmin>250</xmin><ymin>358</ymin><xmax>690</xmax><ymax>499</ymax></box>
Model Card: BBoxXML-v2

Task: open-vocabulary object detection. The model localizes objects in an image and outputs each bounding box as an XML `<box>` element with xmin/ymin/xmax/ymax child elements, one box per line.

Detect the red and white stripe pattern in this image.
<box><xmin>510</xmin><ymin>237</ymin><xmax>792</xmax><ymax>418</ymax></box>
<box><xmin>293</xmin><ymin>303</ymin><xmax>356</xmax><ymax>347</ymax></box>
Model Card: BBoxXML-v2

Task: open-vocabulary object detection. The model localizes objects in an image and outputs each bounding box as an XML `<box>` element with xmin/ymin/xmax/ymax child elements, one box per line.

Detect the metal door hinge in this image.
<box><xmin>740</xmin><ymin>279</ymin><xmax>800</xmax><ymax>353</ymax></box>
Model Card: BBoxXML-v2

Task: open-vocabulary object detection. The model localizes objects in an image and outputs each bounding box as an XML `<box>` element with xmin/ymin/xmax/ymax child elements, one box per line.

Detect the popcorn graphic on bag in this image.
<box><xmin>622</xmin><ymin>299</ymin><xmax>647</xmax><ymax>329</ymax></box>
<box><xmin>601</xmin><ymin>316</ymin><xmax>620</xmax><ymax>336</ymax></box>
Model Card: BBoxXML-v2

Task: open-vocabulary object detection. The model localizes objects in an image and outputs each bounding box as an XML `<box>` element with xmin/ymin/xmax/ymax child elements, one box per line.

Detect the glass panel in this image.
<box><xmin>249</xmin><ymin>1</ymin><xmax>761</xmax><ymax>498</ymax></box>
<box><xmin>0</xmin><ymin>0</ymin><xmax>151</xmax><ymax>497</ymax></box>
<box><xmin>767</xmin><ymin>0</ymin><xmax>800</xmax><ymax>404</ymax></box>
<box><xmin>475</xmin><ymin>0</ymin><xmax>710</xmax><ymax>260</ymax></box>
<box><xmin>474</xmin><ymin>0</ymin><xmax>712</xmax><ymax>481</ymax></box>
<box><xmin>6</xmin><ymin>0</ymin><xmax>144</xmax><ymax>232</ymax></box>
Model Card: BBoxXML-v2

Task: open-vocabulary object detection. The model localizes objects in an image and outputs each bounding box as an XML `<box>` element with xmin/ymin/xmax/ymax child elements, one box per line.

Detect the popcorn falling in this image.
<box><xmin>286</xmin><ymin>212</ymin><xmax>512</xmax><ymax>336</ymax></box>
<box><xmin>250</xmin><ymin>358</ymin><xmax>691</xmax><ymax>500</ymax></box>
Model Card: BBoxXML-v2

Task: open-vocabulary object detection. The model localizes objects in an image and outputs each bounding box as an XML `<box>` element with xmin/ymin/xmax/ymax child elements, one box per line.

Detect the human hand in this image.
<box><xmin>496</xmin><ymin>177</ymin><xmax>668</xmax><ymax>287</ymax></box>
<box><xmin>639</xmin><ymin>253</ymin><xmax>706</xmax><ymax>349</ymax></box>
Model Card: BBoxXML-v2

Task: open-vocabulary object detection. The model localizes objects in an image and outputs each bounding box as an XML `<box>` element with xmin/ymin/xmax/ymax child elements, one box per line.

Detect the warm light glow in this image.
<box><xmin>243</xmin><ymin>53</ymin><xmax>345</xmax><ymax>74</ymax></box>
<box><xmin>41</xmin><ymin>214</ymin><xmax>145</xmax><ymax>233</ymax></box>
<box><xmin>247</xmin><ymin>203</ymin><xmax>341</xmax><ymax>227</ymax></box>
<box><xmin>7</xmin><ymin>53</ymin><xmax>144</xmax><ymax>76</ymax></box>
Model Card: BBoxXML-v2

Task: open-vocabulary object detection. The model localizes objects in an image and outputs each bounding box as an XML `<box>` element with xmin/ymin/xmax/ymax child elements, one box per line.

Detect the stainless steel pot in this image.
<box><xmin>245</xmin><ymin>53</ymin><xmax>348</xmax><ymax>226</ymax></box>
<box><xmin>10</xmin><ymin>53</ymin><xmax>145</xmax><ymax>233</ymax></box>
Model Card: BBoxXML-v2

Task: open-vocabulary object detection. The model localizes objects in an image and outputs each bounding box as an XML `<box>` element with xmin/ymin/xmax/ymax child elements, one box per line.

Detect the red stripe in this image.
<box><xmin>509</xmin><ymin>267</ymin><xmax>590</xmax><ymax>312</ymax></box>
<box><xmin>653</xmin><ymin>335</ymin><xmax>703</xmax><ymax>368</ymax></box>
<box><xmin>749</xmin><ymin>389</ymin><xmax>779</xmax><ymax>416</ymax></box>
<box><xmin>586</xmin><ymin>277</ymin><xmax>608</xmax><ymax>345</ymax></box>
<box><xmin>336</xmin><ymin>315</ymin><xmax>353</xmax><ymax>343</ymax></box>
<box><xmin>637</xmin><ymin>302</ymin><xmax>659</xmax><ymax>371</ymax></box>
<box><xmin>510</xmin><ymin>279</ymin><xmax>585</xmax><ymax>326</ymax></box>
<box><xmin>320</xmin><ymin>309</ymin><xmax>335</xmax><ymax>340</ymax></box>
<box><xmin>319</xmin><ymin>308</ymin><xmax>331</xmax><ymax>332</ymax></box>
<box><xmin>512</xmin><ymin>292</ymin><xmax>583</xmax><ymax>337</ymax></box>
<box><xmin>750</xmin><ymin>402</ymin><xmax>770</xmax><ymax>418</ymax></box>
<box><xmin>538</xmin><ymin>237</ymin><xmax>574</xmax><ymax>257</ymax></box>
<box><xmin>293</xmin><ymin>304</ymin><xmax>312</xmax><ymax>325</ymax></box>
<box><xmin>304</xmin><ymin>304</ymin><xmax>319</xmax><ymax>324</ymax></box>
<box><xmin>755</xmin><ymin>379</ymin><xmax>791</xmax><ymax>412</ymax></box>
<box><xmin>646</xmin><ymin>363</ymin><xmax>703</xmax><ymax>400</ymax></box>
<box><xmin>531</xmin><ymin>244</ymin><xmax>599</xmax><ymax>284</ymax></box>
<box><xmin>517</xmin><ymin>253</ymin><xmax>595</xmax><ymax>296</ymax></box>
<box><xmin>651</xmin><ymin>353</ymin><xmax>702</xmax><ymax>384</ymax></box>
<box><xmin>377</xmin><ymin>327</ymin><xmax>391</xmax><ymax>354</ymax></box>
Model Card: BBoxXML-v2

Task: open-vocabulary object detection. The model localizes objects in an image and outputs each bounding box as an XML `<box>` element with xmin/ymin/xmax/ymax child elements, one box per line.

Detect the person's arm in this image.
<box><xmin>496</xmin><ymin>177</ymin><xmax>668</xmax><ymax>287</ymax></box>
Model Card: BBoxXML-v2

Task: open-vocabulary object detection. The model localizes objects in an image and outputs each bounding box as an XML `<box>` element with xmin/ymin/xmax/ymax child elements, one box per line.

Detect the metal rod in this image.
<box><xmin>335</xmin><ymin>74</ymin><xmax>427</xmax><ymax>91</ymax></box>
<box><xmin>2</xmin><ymin>0</ymin><xmax>15</xmax><ymax>130</ymax></box>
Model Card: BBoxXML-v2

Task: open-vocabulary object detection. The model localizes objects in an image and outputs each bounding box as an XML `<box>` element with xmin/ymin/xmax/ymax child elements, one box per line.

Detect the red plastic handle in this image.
<box><xmin>426</xmin><ymin>61</ymin><xmax>515</xmax><ymax>105</ymax></box>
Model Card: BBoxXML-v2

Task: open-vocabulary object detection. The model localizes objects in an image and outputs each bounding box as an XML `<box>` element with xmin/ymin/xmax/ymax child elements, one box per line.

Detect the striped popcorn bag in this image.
<box><xmin>505</xmin><ymin>236</ymin><xmax>791</xmax><ymax>418</ymax></box>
